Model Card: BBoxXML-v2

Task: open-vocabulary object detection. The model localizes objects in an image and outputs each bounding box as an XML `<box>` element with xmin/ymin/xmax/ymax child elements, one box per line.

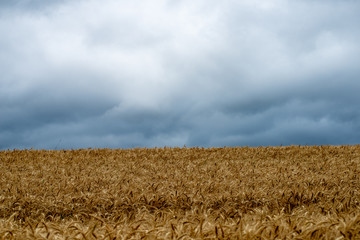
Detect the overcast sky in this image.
<box><xmin>1</xmin><ymin>0</ymin><xmax>360</xmax><ymax>150</ymax></box>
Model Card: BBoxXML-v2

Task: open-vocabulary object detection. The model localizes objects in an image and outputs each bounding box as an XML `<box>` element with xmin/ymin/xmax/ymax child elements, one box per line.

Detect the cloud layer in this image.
<box><xmin>1</xmin><ymin>0</ymin><xmax>360</xmax><ymax>149</ymax></box>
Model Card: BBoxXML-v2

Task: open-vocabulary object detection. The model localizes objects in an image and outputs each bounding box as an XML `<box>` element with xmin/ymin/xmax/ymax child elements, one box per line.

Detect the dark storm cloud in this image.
<box><xmin>1</xmin><ymin>0</ymin><xmax>360</xmax><ymax>150</ymax></box>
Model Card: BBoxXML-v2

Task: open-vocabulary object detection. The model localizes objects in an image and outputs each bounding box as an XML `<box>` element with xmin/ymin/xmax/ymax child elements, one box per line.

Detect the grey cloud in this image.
<box><xmin>1</xmin><ymin>0</ymin><xmax>360</xmax><ymax>149</ymax></box>
<box><xmin>184</xmin><ymin>98</ymin><xmax>360</xmax><ymax>147</ymax></box>
<box><xmin>0</xmin><ymin>0</ymin><xmax>69</xmax><ymax>11</ymax></box>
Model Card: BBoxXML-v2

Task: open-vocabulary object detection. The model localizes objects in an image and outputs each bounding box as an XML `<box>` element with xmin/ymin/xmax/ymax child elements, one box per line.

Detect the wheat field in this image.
<box><xmin>1</xmin><ymin>145</ymin><xmax>360</xmax><ymax>239</ymax></box>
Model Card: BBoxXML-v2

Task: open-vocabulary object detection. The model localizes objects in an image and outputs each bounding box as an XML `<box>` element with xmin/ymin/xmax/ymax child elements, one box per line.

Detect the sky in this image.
<box><xmin>1</xmin><ymin>0</ymin><xmax>360</xmax><ymax>150</ymax></box>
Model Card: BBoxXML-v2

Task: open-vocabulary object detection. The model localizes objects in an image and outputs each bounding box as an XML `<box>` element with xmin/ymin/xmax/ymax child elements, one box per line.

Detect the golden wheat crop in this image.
<box><xmin>1</xmin><ymin>145</ymin><xmax>360</xmax><ymax>239</ymax></box>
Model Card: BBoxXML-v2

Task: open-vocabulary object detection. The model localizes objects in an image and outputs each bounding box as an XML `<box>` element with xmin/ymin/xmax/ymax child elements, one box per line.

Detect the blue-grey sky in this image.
<box><xmin>1</xmin><ymin>0</ymin><xmax>360</xmax><ymax>149</ymax></box>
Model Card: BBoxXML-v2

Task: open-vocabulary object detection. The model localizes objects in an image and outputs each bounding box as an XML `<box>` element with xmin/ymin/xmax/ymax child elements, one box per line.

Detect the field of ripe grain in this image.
<box><xmin>1</xmin><ymin>145</ymin><xmax>360</xmax><ymax>239</ymax></box>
